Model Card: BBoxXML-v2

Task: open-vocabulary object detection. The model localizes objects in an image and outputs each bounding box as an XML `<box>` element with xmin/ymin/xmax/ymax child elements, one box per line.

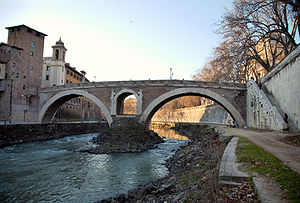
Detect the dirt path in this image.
<box><xmin>216</xmin><ymin>126</ymin><xmax>300</xmax><ymax>174</ymax></box>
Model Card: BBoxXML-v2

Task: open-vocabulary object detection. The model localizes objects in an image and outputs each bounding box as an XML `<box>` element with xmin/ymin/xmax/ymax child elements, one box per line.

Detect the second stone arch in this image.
<box><xmin>110</xmin><ymin>88</ymin><xmax>143</xmax><ymax>116</ymax></box>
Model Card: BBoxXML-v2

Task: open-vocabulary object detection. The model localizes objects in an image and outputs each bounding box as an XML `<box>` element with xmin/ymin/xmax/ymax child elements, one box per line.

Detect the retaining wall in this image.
<box><xmin>261</xmin><ymin>46</ymin><xmax>300</xmax><ymax>132</ymax></box>
<box><xmin>247</xmin><ymin>80</ymin><xmax>287</xmax><ymax>131</ymax></box>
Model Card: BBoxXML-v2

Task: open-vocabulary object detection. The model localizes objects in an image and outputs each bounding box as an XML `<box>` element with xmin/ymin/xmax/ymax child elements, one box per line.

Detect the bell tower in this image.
<box><xmin>52</xmin><ymin>37</ymin><xmax>67</xmax><ymax>62</ymax></box>
<box><xmin>48</xmin><ymin>38</ymin><xmax>67</xmax><ymax>86</ymax></box>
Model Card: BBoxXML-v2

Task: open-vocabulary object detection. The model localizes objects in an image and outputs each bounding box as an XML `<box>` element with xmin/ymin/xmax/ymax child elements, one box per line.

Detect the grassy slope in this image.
<box><xmin>236</xmin><ymin>137</ymin><xmax>300</xmax><ymax>201</ymax></box>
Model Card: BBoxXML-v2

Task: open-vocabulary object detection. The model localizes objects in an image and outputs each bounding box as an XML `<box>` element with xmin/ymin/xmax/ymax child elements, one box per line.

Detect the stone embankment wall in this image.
<box><xmin>247</xmin><ymin>80</ymin><xmax>287</xmax><ymax>131</ymax></box>
<box><xmin>152</xmin><ymin>104</ymin><xmax>231</xmax><ymax>125</ymax></box>
<box><xmin>261</xmin><ymin>46</ymin><xmax>300</xmax><ymax>132</ymax></box>
<box><xmin>0</xmin><ymin>122</ymin><xmax>108</xmax><ymax>148</ymax></box>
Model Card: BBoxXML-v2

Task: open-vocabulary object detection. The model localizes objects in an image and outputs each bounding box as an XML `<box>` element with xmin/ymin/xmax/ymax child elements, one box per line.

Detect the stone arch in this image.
<box><xmin>140</xmin><ymin>88</ymin><xmax>245</xmax><ymax>127</ymax></box>
<box><xmin>112</xmin><ymin>88</ymin><xmax>142</xmax><ymax>115</ymax></box>
<box><xmin>39</xmin><ymin>89</ymin><xmax>113</xmax><ymax>125</ymax></box>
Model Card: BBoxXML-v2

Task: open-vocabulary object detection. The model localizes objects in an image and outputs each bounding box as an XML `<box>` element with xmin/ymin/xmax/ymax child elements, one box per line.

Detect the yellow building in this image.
<box><xmin>65</xmin><ymin>63</ymin><xmax>87</xmax><ymax>84</ymax></box>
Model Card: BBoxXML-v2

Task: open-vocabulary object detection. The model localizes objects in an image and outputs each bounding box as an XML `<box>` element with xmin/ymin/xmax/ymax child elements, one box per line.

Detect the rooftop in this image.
<box><xmin>6</xmin><ymin>24</ymin><xmax>47</xmax><ymax>37</ymax></box>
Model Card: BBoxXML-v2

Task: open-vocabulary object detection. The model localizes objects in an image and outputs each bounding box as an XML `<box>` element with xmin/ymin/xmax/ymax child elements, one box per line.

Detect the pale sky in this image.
<box><xmin>0</xmin><ymin>0</ymin><xmax>232</xmax><ymax>81</ymax></box>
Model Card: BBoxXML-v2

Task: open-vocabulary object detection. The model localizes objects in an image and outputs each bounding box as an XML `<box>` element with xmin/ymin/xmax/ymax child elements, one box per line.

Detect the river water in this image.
<box><xmin>0</xmin><ymin>129</ymin><xmax>188</xmax><ymax>202</ymax></box>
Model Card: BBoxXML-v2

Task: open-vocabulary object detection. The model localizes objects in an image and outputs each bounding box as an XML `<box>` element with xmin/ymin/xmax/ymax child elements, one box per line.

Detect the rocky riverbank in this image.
<box><xmin>99</xmin><ymin>125</ymin><xmax>230</xmax><ymax>202</ymax></box>
<box><xmin>81</xmin><ymin>126</ymin><xmax>164</xmax><ymax>154</ymax></box>
<box><xmin>0</xmin><ymin>122</ymin><xmax>108</xmax><ymax>149</ymax></box>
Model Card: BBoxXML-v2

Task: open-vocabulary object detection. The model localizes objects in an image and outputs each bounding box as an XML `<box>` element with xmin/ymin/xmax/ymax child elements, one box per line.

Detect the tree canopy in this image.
<box><xmin>193</xmin><ymin>0</ymin><xmax>299</xmax><ymax>82</ymax></box>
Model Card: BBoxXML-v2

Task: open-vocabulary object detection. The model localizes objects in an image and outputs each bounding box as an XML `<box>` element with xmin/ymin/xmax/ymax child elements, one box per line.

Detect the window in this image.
<box><xmin>55</xmin><ymin>49</ymin><xmax>59</xmax><ymax>59</ymax></box>
<box><xmin>77</xmin><ymin>76</ymin><xmax>79</xmax><ymax>80</ymax></box>
<box><xmin>31</xmin><ymin>41</ymin><xmax>35</xmax><ymax>47</ymax></box>
<box><xmin>70</xmin><ymin>72</ymin><xmax>73</xmax><ymax>76</ymax></box>
<box><xmin>30</xmin><ymin>51</ymin><xmax>34</xmax><ymax>57</ymax></box>
<box><xmin>74</xmin><ymin>74</ymin><xmax>76</xmax><ymax>79</ymax></box>
<box><xmin>46</xmin><ymin>75</ymin><xmax>49</xmax><ymax>80</ymax></box>
<box><xmin>30</xmin><ymin>66</ymin><xmax>33</xmax><ymax>70</ymax></box>
<box><xmin>70</xmin><ymin>81</ymin><xmax>72</xmax><ymax>84</ymax></box>
<box><xmin>46</xmin><ymin>66</ymin><xmax>50</xmax><ymax>71</ymax></box>
<box><xmin>66</xmin><ymin>79</ymin><xmax>69</xmax><ymax>84</ymax></box>
<box><xmin>23</xmin><ymin>75</ymin><xmax>26</xmax><ymax>79</ymax></box>
<box><xmin>80</xmin><ymin>77</ymin><xmax>82</xmax><ymax>82</ymax></box>
<box><xmin>67</xmin><ymin>70</ymin><xmax>69</xmax><ymax>75</ymax></box>
<box><xmin>16</xmin><ymin>73</ymin><xmax>19</xmax><ymax>78</ymax></box>
<box><xmin>23</xmin><ymin>85</ymin><xmax>26</xmax><ymax>90</ymax></box>
<box><xmin>12</xmin><ymin>62</ymin><xmax>16</xmax><ymax>67</ymax></box>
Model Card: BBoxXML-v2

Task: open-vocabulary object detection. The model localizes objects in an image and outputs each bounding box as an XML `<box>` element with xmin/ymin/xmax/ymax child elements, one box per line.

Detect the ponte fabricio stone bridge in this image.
<box><xmin>37</xmin><ymin>80</ymin><xmax>247</xmax><ymax>127</ymax></box>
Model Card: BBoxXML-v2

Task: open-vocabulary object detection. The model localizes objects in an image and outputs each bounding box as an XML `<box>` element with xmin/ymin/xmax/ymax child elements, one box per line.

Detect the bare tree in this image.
<box><xmin>193</xmin><ymin>41</ymin><xmax>248</xmax><ymax>82</ymax></box>
<box><xmin>193</xmin><ymin>0</ymin><xmax>299</xmax><ymax>83</ymax></box>
<box><xmin>277</xmin><ymin>0</ymin><xmax>300</xmax><ymax>37</ymax></box>
<box><xmin>219</xmin><ymin>0</ymin><xmax>299</xmax><ymax>72</ymax></box>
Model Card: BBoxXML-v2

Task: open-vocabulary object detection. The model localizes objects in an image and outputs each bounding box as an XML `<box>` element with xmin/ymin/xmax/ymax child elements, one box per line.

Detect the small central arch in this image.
<box><xmin>140</xmin><ymin>88</ymin><xmax>245</xmax><ymax>127</ymax></box>
<box><xmin>112</xmin><ymin>88</ymin><xmax>142</xmax><ymax>116</ymax></box>
<box><xmin>117</xmin><ymin>93</ymin><xmax>136</xmax><ymax>115</ymax></box>
<box><xmin>39</xmin><ymin>89</ymin><xmax>113</xmax><ymax>125</ymax></box>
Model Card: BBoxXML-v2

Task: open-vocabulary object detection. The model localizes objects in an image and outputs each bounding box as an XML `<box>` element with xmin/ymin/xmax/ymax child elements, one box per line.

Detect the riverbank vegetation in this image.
<box><xmin>236</xmin><ymin>137</ymin><xmax>300</xmax><ymax>201</ymax></box>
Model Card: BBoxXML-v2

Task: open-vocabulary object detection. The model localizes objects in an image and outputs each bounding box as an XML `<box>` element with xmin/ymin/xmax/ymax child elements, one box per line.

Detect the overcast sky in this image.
<box><xmin>0</xmin><ymin>0</ymin><xmax>232</xmax><ymax>81</ymax></box>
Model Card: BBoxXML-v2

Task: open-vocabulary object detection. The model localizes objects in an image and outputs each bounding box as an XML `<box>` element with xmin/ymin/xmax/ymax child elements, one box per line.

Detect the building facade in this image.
<box><xmin>0</xmin><ymin>25</ymin><xmax>103</xmax><ymax>122</ymax></box>
<box><xmin>0</xmin><ymin>25</ymin><xmax>47</xmax><ymax>122</ymax></box>
<box><xmin>42</xmin><ymin>38</ymin><xmax>87</xmax><ymax>88</ymax></box>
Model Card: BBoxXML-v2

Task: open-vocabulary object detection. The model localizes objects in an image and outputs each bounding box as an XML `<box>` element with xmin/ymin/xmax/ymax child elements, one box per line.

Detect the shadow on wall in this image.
<box><xmin>152</xmin><ymin>103</ymin><xmax>232</xmax><ymax>125</ymax></box>
<box><xmin>199</xmin><ymin>104</ymin><xmax>232</xmax><ymax>124</ymax></box>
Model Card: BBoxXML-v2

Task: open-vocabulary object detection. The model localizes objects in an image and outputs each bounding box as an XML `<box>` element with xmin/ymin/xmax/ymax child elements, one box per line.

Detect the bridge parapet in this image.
<box><xmin>39</xmin><ymin>80</ymin><xmax>246</xmax><ymax>93</ymax></box>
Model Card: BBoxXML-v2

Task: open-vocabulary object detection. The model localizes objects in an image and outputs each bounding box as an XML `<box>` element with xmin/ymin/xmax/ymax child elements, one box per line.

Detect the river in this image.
<box><xmin>0</xmin><ymin>129</ymin><xmax>188</xmax><ymax>202</ymax></box>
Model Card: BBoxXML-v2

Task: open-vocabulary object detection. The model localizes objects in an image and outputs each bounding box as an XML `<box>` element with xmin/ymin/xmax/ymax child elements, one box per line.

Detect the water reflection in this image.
<box><xmin>151</xmin><ymin>127</ymin><xmax>189</xmax><ymax>140</ymax></box>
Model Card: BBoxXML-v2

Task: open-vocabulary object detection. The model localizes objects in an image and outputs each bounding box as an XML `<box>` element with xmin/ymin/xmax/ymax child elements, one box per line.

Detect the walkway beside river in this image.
<box><xmin>215</xmin><ymin>126</ymin><xmax>300</xmax><ymax>174</ymax></box>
